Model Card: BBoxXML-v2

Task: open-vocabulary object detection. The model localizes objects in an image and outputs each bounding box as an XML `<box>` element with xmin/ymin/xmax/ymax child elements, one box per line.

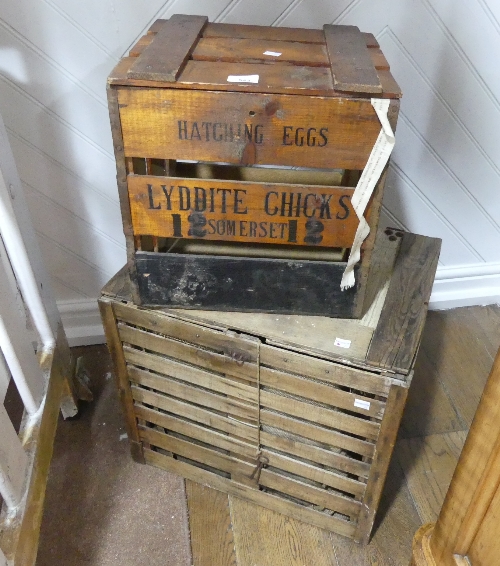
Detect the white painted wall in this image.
<box><xmin>0</xmin><ymin>0</ymin><xmax>499</xmax><ymax>344</ymax></box>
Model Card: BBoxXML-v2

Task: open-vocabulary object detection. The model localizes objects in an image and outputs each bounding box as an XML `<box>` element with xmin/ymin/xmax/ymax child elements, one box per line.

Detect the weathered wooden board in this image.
<box><xmin>127</xmin><ymin>14</ymin><xmax>207</xmax><ymax>82</ymax></box>
<box><xmin>116</xmin><ymin>88</ymin><xmax>381</xmax><ymax>169</ymax></box>
<box><xmin>192</xmin><ymin>37</ymin><xmax>330</xmax><ymax>67</ymax></box>
<box><xmin>134</xmin><ymin>251</ymin><xmax>358</xmax><ymax>316</ymax></box>
<box><xmin>366</xmin><ymin>233</ymin><xmax>441</xmax><ymax>373</ymax></box>
<box><xmin>324</xmin><ymin>25</ymin><xmax>382</xmax><ymax>94</ymax></box>
<box><xmin>128</xmin><ymin>175</ymin><xmax>357</xmax><ymax>247</ymax></box>
<box><xmin>203</xmin><ymin>22</ymin><xmax>326</xmax><ymax>44</ymax></box>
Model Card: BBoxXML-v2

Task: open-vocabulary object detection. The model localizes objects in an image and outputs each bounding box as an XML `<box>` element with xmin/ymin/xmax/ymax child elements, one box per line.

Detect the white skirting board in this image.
<box><xmin>58</xmin><ymin>263</ymin><xmax>500</xmax><ymax>347</ymax></box>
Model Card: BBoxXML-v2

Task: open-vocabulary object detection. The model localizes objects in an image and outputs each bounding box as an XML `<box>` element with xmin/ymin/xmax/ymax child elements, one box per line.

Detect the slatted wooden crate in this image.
<box><xmin>107</xmin><ymin>15</ymin><xmax>402</xmax><ymax>317</ymax></box>
<box><xmin>99</xmin><ymin>231</ymin><xmax>440</xmax><ymax>543</ymax></box>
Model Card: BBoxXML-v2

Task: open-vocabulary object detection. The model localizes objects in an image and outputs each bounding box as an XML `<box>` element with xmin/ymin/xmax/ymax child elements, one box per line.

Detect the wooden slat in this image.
<box><xmin>128</xmin><ymin>14</ymin><xmax>208</xmax><ymax>81</ymax></box>
<box><xmin>134</xmin><ymin>404</ymin><xmax>256</xmax><ymax>459</ymax></box>
<box><xmin>323</xmin><ymin>25</ymin><xmax>382</xmax><ymax>94</ymax></box>
<box><xmin>367</xmin><ymin>233</ymin><xmax>441</xmax><ymax>372</ymax></box>
<box><xmin>127</xmin><ymin>174</ymin><xmax>358</xmax><ymax>249</ymax></box>
<box><xmin>128</xmin><ymin>366</ymin><xmax>257</xmax><ymax>422</ymax></box>
<box><xmin>260</xmin><ymin>366</ymin><xmax>385</xmax><ymax>419</ymax></box>
<box><xmin>260</xmin><ymin>469</ymin><xmax>360</xmax><ymax>519</ymax></box>
<box><xmin>261</xmin><ymin>344</ymin><xmax>391</xmax><ymax>396</ymax></box>
<box><xmin>186</xmin><ymin>481</ymin><xmax>237</xmax><ymax>566</ymax></box>
<box><xmin>113</xmin><ymin>301</ymin><xmax>258</xmax><ymax>361</ymax></box>
<box><xmin>129</xmin><ymin>34</ymin><xmax>154</xmax><ymax>57</ymax></box>
<box><xmin>260</xmin><ymin>431</ymin><xmax>370</xmax><ymax>478</ymax></box>
<box><xmin>139</xmin><ymin>426</ymin><xmax>253</xmax><ymax>479</ymax></box>
<box><xmin>118</xmin><ymin>323</ymin><xmax>257</xmax><ymax>382</ymax></box>
<box><xmin>203</xmin><ymin>22</ymin><xmax>325</xmax><ymax>44</ymax></box>
<box><xmin>260</xmin><ymin>409</ymin><xmax>375</xmax><ymax>458</ymax></box>
<box><xmin>123</xmin><ymin>346</ymin><xmax>257</xmax><ymax>404</ymax></box>
<box><xmin>377</xmin><ymin>69</ymin><xmax>403</xmax><ymax>98</ymax></box>
<box><xmin>260</xmin><ymin>390</ymin><xmax>380</xmax><ymax>440</ymax></box>
<box><xmin>131</xmin><ymin>386</ymin><xmax>258</xmax><ymax>443</ymax></box>
<box><xmin>116</xmin><ymin>87</ymin><xmax>381</xmax><ymax>170</ymax></box>
<box><xmin>193</xmin><ymin>37</ymin><xmax>329</xmax><ymax>67</ymax></box>
<box><xmin>178</xmin><ymin>60</ymin><xmax>333</xmax><ymax>95</ymax></box>
<box><xmin>368</xmin><ymin>48</ymin><xmax>390</xmax><ymax>70</ymax></box>
<box><xmin>263</xmin><ymin>449</ymin><xmax>365</xmax><ymax>497</ymax></box>
<box><xmin>145</xmin><ymin>449</ymin><xmax>357</xmax><ymax>538</ymax></box>
<box><xmin>354</xmin><ymin>384</ymin><xmax>408</xmax><ymax>543</ymax></box>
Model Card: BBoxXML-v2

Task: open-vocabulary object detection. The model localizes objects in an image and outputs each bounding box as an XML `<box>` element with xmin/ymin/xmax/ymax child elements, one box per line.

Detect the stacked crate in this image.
<box><xmin>107</xmin><ymin>15</ymin><xmax>402</xmax><ymax>317</ymax></box>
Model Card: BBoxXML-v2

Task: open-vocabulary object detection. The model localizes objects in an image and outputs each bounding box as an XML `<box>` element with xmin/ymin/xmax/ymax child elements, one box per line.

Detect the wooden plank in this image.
<box><xmin>260</xmin><ymin>430</ymin><xmax>370</xmax><ymax>478</ymax></box>
<box><xmin>127</xmin><ymin>14</ymin><xmax>208</xmax><ymax>81</ymax></box>
<box><xmin>113</xmin><ymin>301</ymin><xmax>258</xmax><ymax>361</ymax></box>
<box><xmin>260</xmin><ymin>390</ymin><xmax>380</xmax><ymax>441</ymax></box>
<box><xmin>129</xmin><ymin>34</ymin><xmax>155</xmax><ymax>57</ymax></box>
<box><xmin>135</xmin><ymin>252</ymin><xmax>358</xmax><ymax>317</ymax></box>
<box><xmin>186</xmin><ymin>481</ymin><xmax>237</xmax><ymax>566</ymax></box>
<box><xmin>260</xmin><ymin>469</ymin><xmax>360</xmax><ymax>519</ymax></box>
<box><xmin>132</xmin><ymin>386</ymin><xmax>258</xmax><ymax>443</ymax></box>
<box><xmin>192</xmin><ymin>37</ymin><xmax>329</xmax><ymax>67</ymax></box>
<box><xmin>203</xmin><ymin>22</ymin><xmax>325</xmax><ymax>44</ymax></box>
<box><xmin>396</xmin><ymin>431</ymin><xmax>466</xmax><ymax>524</ymax></box>
<box><xmin>139</xmin><ymin>426</ymin><xmax>253</xmax><ymax>479</ymax></box>
<box><xmin>116</xmin><ymin>88</ymin><xmax>381</xmax><ymax>170</ymax></box>
<box><xmin>261</xmin><ymin>346</ymin><xmax>391</xmax><ymax>395</ymax></box>
<box><xmin>128</xmin><ymin>367</ymin><xmax>257</xmax><ymax>422</ymax></box>
<box><xmin>229</xmin><ymin>496</ymin><xmax>339</xmax><ymax>566</ymax></box>
<box><xmin>367</xmin><ymin>233</ymin><xmax>441</xmax><ymax>373</ymax></box>
<box><xmin>323</xmin><ymin>25</ymin><xmax>382</xmax><ymax>94</ymax></box>
<box><xmin>261</xmin><ymin>409</ymin><xmax>375</xmax><ymax>458</ymax></box>
<box><xmin>260</xmin><ymin>366</ymin><xmax>385</xmax><ymax>419</ymax></box>
<box><xmin>145</xmin><ymin>448</ymin><xmax>357</xmax><ymax>538</ymax></box>
<box><xmin>377</xmin><ymin>69</ymin><xmax>403</xmax><ymax>98</ymax></box>
<box><xmin>354</xmin><ymin>384</ymin><xmax>408</xmax><ymax>543</ymax></box>
<box><xmin>263</xmin><ymin>449</ymin><xmax>365</xmax><ymax>497</ymax></box>
<box><xmin>127</xmin><ymin>174</ymin><xmax>358</xmax><ymax>249</ymax></box>
<box><xmin>134</xmin><ymin>404</ymin><xmax>256</xmax><ymax>459</ymax></box>
<box><xmin>98</xmin><ymin>300</ymin><xmax>144</xmax><ymax>460</ymax></box>
<box><xmin>368</xmin><ymin>48</ymin><xmax>390</xmax><ymax>70</ymax></box>
<box><xmin>124</xmin><ymin>346</ymin><xmax>257</xmax><ymax>405</ymax></box>
<box><xmin>118</xmin><ymin>323</ymin><xmax>257</xmax><ymax>382</ymax></box>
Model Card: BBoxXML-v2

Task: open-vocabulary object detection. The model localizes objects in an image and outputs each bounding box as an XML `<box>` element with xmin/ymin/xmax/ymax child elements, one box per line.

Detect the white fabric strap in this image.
<box><xmin>340</xmin><ymin>98</ymin><xmax>395</xmax><ymax>290</ymax></box>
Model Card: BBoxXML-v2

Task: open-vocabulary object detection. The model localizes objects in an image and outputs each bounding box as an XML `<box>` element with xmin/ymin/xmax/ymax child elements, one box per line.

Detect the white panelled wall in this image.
<box><xmin>0</xmin><ymin>0</ymin><xmax>499</xmax><ymax>345</ymax></box>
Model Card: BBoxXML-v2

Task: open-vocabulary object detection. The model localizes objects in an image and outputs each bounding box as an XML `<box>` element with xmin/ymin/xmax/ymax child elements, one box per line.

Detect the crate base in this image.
<box><xmin>145</xmin><ymin>448</ymin><xmax>358</xmax><ymax>540</ymax></box>
<box><xmin>135</xmin><ymin>251</ymin><xmax>360</xmax><ymax>317</ymax></box>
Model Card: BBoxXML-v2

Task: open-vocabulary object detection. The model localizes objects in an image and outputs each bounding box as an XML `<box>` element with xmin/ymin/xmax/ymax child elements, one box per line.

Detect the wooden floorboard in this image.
<box><xmin>395</xmin><ymin>431</ymin><xmax>467</xmax><ymax>524</ymax></box>
<box><xmin>186</xmin><ymin>481</ymin><xmax>237</xmax><ymax>566</ymax></box>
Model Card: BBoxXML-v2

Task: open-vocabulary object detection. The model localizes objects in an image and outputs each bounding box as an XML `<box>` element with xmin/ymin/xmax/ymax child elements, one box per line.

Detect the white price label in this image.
<box><xmin>263</xmin><ymin>50</ymin><xmax>282</xmax><ymax>57</ymax></box>
<box><xmin>354</xmin><ymin>399</ymin><xmax>371</xmax><ymax>411</ymax></box>
<box><xmin>227</xmin><ymin>74</ymin><xmax>260</xmax><ymax>84</ymax></box>
<box><xmin>334</xmin><ymin>337</ymin><xmax>351</xmax><ymax>349</ymax></box>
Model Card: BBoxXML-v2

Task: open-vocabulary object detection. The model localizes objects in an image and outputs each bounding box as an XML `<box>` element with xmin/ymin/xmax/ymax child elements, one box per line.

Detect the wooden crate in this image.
<box><xmin>99</xmin><ymin>231</ymin><xmax>440</xmax><ymax>543</ymax></box>
<box><xmin>107</xmin><ymin>15</ymin><xmax>402</xmax><ymax>317</ymax></box>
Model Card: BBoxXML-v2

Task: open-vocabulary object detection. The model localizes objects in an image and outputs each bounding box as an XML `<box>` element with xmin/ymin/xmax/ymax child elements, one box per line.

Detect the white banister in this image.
<box><xmin>0</xmin><ymin>115</ymin><xmax>57</xmax><ymax>349</ymax></box>
<box><xmin>0</xmin><ymin>256</ymin><xmax>44</xmax><ymax>414</ymax></box>
<box><xmin>0</xmin><ymin>350</ymin><xmax>10</xmax><ymax>404</ymax></box>
<box><xmin>0</xmin><ymin>404</ymin><xmax>28</xmax><ymax>510</ymax></box>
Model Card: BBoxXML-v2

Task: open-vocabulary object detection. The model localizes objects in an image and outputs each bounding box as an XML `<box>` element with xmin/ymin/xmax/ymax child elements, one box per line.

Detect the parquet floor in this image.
<box><xmin>185</xmin><ymin>305</ymin><xmax>500</xmax><ymax>566</ymax></box>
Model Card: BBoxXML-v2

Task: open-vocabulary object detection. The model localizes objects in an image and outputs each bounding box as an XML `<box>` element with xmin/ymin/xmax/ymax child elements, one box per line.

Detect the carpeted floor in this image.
<box><xmin>35</xmin><ymin>345</ymin><xmax>192</xmax><ymax>566</ymax></box>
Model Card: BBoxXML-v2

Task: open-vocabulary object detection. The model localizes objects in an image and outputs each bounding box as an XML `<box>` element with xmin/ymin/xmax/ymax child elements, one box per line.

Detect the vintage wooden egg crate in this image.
<box><xmin>99</xmin><ymin>231</ymin><xmax>441</xmax><ymax>542</ymax></box>
<box><xmin>107</xmin><ymin>15</ymin><xmax>401</xmax><ymax>317</ymax></box>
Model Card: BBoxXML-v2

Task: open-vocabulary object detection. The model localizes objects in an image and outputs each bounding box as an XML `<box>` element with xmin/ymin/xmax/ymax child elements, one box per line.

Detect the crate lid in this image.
<box><xmin>109</xmin><ymin>15</ymin><xmax>401</xmax><ymax>99</ymax></box>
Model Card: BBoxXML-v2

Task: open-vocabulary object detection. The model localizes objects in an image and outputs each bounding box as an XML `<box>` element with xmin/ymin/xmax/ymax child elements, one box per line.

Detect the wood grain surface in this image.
<box><xmin>128</xmin><ymin>174</ymin><xmax>358</xmax><ymax>247</ymax></box>
<box><xmin>186</xmin><ymin>481</ymin><xmax>237</xmax><ymax>566</ymax></box>
<box><xmin>324</xmin><ymin>25</ymin><xmax>382</xmax><ymax>93</ymax></box>
<box><xmin>128</xmin><ymin>15</ymin><xmax>207</xmax><ymax>81</ymax></box>
<box><xmin>116</xmin><ymin>87</ymin><xmax>381</xmax><ymax>169</ymax></box>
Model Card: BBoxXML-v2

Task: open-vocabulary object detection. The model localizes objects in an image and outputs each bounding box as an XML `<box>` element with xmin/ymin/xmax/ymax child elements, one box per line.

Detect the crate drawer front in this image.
<box><xmin>117</xmin><ymin>88</ymin><xmax>380</xmax><ymax>170</ymax></box>
<box><xmin>128</xmin><ymin>175</ymin><xmax>358</xmax><ymax>248</ymax></box>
